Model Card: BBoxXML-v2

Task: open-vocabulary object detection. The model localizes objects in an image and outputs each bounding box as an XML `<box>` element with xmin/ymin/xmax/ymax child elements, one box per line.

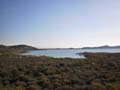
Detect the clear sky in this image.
<box><xmin>0</xmin><ymin>0</ymin><xmax>120</xmax><ymax>48</ymax></box>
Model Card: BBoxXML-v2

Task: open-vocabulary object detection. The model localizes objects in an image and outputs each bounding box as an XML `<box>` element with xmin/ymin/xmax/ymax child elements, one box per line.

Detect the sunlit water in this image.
<box><xmin>23</xmin><ymin>48</ymin><xmax>120</xmax><ymax>58</ymax></box>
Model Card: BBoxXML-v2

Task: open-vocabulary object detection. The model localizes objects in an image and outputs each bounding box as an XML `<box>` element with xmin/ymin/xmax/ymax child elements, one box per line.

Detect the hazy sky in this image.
<box><xmin>0</xmin><ymin>0</ymin><xmax>120</xmax><ymax>48</ymax></box>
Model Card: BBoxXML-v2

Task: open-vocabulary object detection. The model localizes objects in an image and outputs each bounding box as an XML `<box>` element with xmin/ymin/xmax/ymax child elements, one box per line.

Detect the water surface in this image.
<box><xmin>23</xmin><ymin>48</ymin><xmax>120</xmax><ymax>58</ymax></box>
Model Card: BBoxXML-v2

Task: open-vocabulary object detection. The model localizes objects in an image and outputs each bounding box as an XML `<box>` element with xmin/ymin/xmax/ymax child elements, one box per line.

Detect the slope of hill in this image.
<box><xmin>0</xmin><ymin>44</ymin><xmax>38</xmax><ymax>54</ymax></box>
<box><xmin>8</xmin><ymin>45</ymin><xmax>38</xmax><ymax>50</ymax></box>
<box><xmin>82</xmin><ymin>45</ymin><xmax>120</xmax><ymax>49</ymax></box>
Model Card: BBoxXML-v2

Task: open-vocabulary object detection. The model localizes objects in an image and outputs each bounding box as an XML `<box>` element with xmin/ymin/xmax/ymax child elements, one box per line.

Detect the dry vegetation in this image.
<box><xmin>0</xmin><ymin>52</ymin><xmax>120</xmax><ymax>90</ymax></box>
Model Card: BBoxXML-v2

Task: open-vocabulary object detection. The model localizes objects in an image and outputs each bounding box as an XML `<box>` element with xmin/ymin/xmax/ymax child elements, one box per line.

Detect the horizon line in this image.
<box><xmin>0</xmin><ymin>44</ymin><xmax>120</xmax><ymax>49</ymax></box>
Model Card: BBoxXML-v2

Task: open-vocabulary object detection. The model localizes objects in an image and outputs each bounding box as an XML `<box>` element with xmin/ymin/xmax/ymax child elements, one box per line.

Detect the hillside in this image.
<box><xmin>82</xmin><ymin>45</ymin><xmax>120</xmax><ymax>49</ymax></box>
<box><xmin>0</xmin><ymin>44</ymin><xmax>38</xmax><ymax>53</ymax></box>
<box><xmin>8</xmin><ymin>45</ymin><xmax>38</xmax><ymax>50</ymax></box>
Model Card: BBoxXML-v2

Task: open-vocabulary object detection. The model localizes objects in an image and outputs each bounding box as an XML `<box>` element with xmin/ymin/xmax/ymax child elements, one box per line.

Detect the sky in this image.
<box><xmin>0</xmin><ymin>0</ymin><xmax>120</xmax><ymax>48</ymax></box>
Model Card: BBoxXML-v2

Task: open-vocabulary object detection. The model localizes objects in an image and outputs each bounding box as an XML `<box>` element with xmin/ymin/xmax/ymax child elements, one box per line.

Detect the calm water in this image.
<box><xmin>23</xmin><ymin>48</ymin><xmax>120</xmax><ymax>58</ymax></box>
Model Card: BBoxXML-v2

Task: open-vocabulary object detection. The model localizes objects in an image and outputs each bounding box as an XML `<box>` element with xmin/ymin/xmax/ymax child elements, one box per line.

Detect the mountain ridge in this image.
<box><xmin>0</xmin><ymin>44</ymin><xmax>120</xmax><ymax>50</ymax></box>
<box><xmin>82</xmin><ymin>45</ymin><xmax>120</xmax><ymax>49</ymax></box>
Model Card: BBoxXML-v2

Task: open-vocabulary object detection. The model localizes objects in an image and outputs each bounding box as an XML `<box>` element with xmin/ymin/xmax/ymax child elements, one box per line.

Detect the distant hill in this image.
<box><xmin>0</xmin><ymin>44</ymin><xmax>38</xmax><ymax>50</ymax></box>
<box><xmin>0</xmin><ymin>45</ymin><xmax>38</xmax><ymax>53</ymax></box>
<box><xmin>82</xmin><ymin>45</ymin><xmax>120</xmax><ymax>49</ymax></box>
<box><xmin>8</xmin><ymin>45</ymin><xmax>38</xmax><ymax>50</ymax></box>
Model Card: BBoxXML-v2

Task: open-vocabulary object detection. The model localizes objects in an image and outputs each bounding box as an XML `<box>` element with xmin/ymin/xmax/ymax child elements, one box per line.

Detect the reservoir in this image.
<box><xmin>23</xmin><ymin>48</ymin><xmax>120</xmax><ymax>58</ymax></box>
